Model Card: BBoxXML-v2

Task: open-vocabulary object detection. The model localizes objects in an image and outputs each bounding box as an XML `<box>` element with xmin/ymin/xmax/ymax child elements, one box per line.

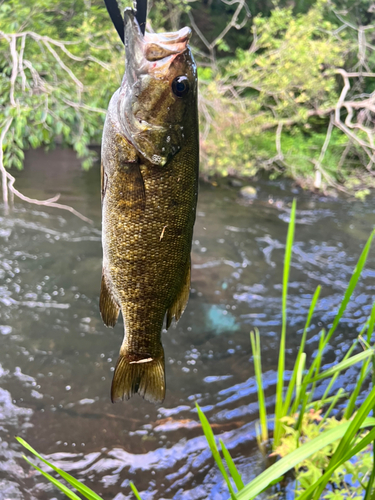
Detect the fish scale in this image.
<box><xmin>100</xmin><ymin>8</ymin><xmax>199</xmax><ymax>404</ymax></box>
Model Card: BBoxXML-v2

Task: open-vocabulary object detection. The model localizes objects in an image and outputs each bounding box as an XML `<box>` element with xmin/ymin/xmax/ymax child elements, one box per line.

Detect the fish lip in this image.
<box><xmin>124</xmin><ymin>7</ymin><xmax>192</xmax><ymax>71</ymax></box>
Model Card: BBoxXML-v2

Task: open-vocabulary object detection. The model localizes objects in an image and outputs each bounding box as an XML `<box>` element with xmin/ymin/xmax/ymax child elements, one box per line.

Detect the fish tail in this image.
<box><xmin>111</xmin><ymin>350</ymin><xmax>165</xmax><ymax>404</ymax></box>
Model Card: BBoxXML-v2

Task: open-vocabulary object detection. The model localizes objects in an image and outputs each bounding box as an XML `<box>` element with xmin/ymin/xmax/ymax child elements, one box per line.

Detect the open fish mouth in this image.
<box><xmin>124</xmin><ymin>7</ymin><xmax>192</xmax><ymax>81</ymax></box>
<box><xmin>118</xmin><ymin>8</ymin><xmax>196</xmax><ymax>166</ymax></box>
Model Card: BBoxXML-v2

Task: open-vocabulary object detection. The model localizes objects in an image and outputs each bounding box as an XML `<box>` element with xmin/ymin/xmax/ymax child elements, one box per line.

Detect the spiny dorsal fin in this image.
<box><xmin>99</xmin><ymin>272</ymin><xmax>120</xmax><ymax>327</ymax></box>
<box><xmin>111</xmin><ymin>351</ymin><xmax>165</xmax><ymax>404</ymax></box>
<box><xmin>166</xmin><ymin>257</ymin><xmax>191</xmax><ymax>329</ymax></box>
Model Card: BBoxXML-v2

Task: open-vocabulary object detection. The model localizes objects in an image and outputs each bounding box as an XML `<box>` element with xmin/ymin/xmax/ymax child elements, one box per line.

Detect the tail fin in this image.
<box><xmin>111</xmin><ymin>352</ymin><xmax>165</xmax><ymax>404</ymax></box>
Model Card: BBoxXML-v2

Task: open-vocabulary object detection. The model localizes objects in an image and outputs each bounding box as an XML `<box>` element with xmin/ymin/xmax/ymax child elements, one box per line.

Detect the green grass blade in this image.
<box><xmin>307</xmin><ymin>392</ymin><xmax>348</xmax><ymax>412</ymax></box>
<box><xmin>308</xmin><ymin>329</ymin><xmax>326</xmax><ymax>404</ymax></box>
<box><xmin>367</xmin><ymin>302</ymin><xmax>375</xmax><ymax>344</ymax></box>
<box><xmin>284</xmin><ymin>286</ymin><xmax>320</xmax><ymax>416</ymax></box>
<box><xmin>274</xmin><ymin>199</ymin><xmax>296</xmax><ymax>448</ymax></box>
<box><xmin>364</xmin><ymin>460</ymin><xmax>375</xmax><ymax>500</ymax></box>
<box><xmin>320</xmin><ymin>322</ymin><xmax>367</xmax><ymax>409</ymax></box>
<box><xmin>295</xmin><ymin>352</ymin><xmax>305</xmax><ymax>405</ymax></box>
<box><xmin>16</xmin><ymin>437</ymin><xmax>102</xmax><ymax>500</ymax></box>
<box><xmin>319</xmin><ymin>340</ymin><xmax>357</xmax><ymax>408</ymax></box>
<box><xmin>259</xmin><ymin>475</ymin><xmax>284</xmax><ymax>494</ymax></box>
<box><xmin>130</xmin><ymin>482</ymin><xmax>143</xmax><ymax>500</ymax></box>
<box><xmin>220</xmin><ymin>439</ymin><xmax>244</xmax><ymax>491</ymax></box>
<box><xmin>235</xmin><ymin>417</ymin><xmax>375</xmax><ymax>500</ymax></box>
<box><xmin>309</xmin><ymin>349</ymin><xmax>374</xmax><ymax>383</ymax></box>
<box><xmin>293</xmin><ymin>327</ymin><xmax>324</xmax><ymax>415</ymax></box>
<box><xmin>295</xmin><ymin>391</ymin><xmax>309</xmax><ymax>434</ymax></box>
<box><xmin>196</xmin><ymin>403</ymin><xmax>236</xmax><ymax>499</ymax></box>
<box><xmin>250</xmin><ymin>329</ymin><xmax>268</xmax><ymax>444</ymax></box>
<box><xmin>22</xmin><ymin>455</ymin><xmax>82</xmax><ymax>500</ymax></box>
<box><xmin>318</xmin><ymin>388</ymin><xmax>345</xmax><ymax>429</ymax></box>
<box><xmin>366</xmin><ymin>304</ymin><xmax>375</xmax><ymax>500</ymax></box>
<box><xmin>299</xmin><ymin>230</ymin><xmax>375</xmax><ymax>394</ymax></box>
<box><xmin>323</xmin><ymin>229</ymin><xmax>375</xmax><ymax>347</ymax></box>
<box><xmin>344</xmin><ymin>360</ymin><xmax>371</xmax><ymax>419</ymax></box>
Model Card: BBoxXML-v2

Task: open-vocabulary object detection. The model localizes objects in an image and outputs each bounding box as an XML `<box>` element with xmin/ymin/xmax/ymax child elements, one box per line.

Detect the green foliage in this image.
<box><xmin>0</xmin><ymin>0</ymin><xmax>127</xmax><ymax>169</ymax></box>
<box><xmin>200</xmin><ymin>1</ymin><xmax>349</xmax><ymax>178</ymax></box>
<box><xmin>274</xmin><ymin>412</ymin><xmax>374</xmax><ymax>498</ymax></box>
<box><xmin>243</xmin><ymin>3</ymin><xmax>343</xmax><ymax>112</ymax></box>
<box><xmin>196</xmin><ymin>402</ymin><xmax>238</xmax><ymax>499</ymax></box>
<box><xmin>147</xmin><ymin>0</ymin><xmax>193</xmax><ymax>32</ymax></box>
<box><xmin>2</xmin><ymin>0</ymin><xmax>375</xmax><ymax>193</ymax></box>
<box><xmin>199</xmin><ymin>1</ymin><xmax>375</xmax><ymax>193</ymax></box>
<box><xmin>250</xmin><ymin>329</ymin><xmax>268</xmax><ymax>447</ymax></box>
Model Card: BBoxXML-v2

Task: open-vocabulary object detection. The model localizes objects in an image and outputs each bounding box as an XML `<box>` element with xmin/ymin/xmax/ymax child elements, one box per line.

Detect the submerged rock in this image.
<box><xmin>228</xmin><ymin>178</ymin><xmax>243</xmax><ymax>188</ymax></box>
<box><xmin>240</xmin><ymin>185</ymin><xmax>257</xmax><ymax>199</ymax></box>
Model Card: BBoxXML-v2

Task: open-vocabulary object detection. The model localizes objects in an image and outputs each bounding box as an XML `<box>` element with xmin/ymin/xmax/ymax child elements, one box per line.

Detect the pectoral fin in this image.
<box><xmin>99</xmin><ymin>272</ymin><xmax>120</xmax><ymax>327</ymax></box>
<box><xmin>166</xmin><ymin>257</ymin><xmax>191</xmax><ymax>329</ymax></box>
<box><xmin>114</xmin><ymin>134</ymin><xmax>146</xmax><ymax>216</ymax></box>
<box><xmin>125</xmin><ymin>163</ymin><xmax>146</xmax><ymax>212</ymax></box>
<box><xmin>117</xmin><ymin>163</ymin><xmax>146</xmax><ymax>216</ymax></box>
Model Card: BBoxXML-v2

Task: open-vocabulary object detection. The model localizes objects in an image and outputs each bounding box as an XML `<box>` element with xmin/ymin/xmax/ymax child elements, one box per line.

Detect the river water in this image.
<box><xmin>0</xmin><ymin>148</ymin><xmax>374</xmax><ymax>500</ymax></box>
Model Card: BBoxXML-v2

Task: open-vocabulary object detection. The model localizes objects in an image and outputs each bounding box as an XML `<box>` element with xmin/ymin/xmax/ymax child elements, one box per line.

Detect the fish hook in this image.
<box><xmin>103</xmin><ymin>0</ymin><xmax>148</xmax><ymax>43</ymax></box>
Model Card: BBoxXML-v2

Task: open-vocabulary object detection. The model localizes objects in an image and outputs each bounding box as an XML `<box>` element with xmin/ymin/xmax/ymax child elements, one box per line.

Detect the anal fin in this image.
<box><xmin>99</xmin><ymin>272</ymin><xmax>120</xmax><ymax>327</ymax></box>
<box><xmin>166</xmin><ymin>257</ymin><xmax>191</xmax><ymax>329</ymax></box>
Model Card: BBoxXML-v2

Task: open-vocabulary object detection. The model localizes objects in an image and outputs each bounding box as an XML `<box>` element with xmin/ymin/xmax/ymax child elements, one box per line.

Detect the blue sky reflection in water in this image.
<box><xmin>0</xmin><ymin>148</ymin><xmax>375</xmax><ymax>499</ymax></box>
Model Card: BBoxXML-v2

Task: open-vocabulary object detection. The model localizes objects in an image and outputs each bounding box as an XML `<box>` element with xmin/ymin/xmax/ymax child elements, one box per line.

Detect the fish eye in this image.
<box><xmin>172</xmin><ymin>76</ymin><xmax>190</xmax><ymax>98</ymax></box>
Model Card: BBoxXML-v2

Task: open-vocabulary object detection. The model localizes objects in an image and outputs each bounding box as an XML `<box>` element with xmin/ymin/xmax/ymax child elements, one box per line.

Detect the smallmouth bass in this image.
<box><xmin>100</xmin><ymin>8</ymin><xmax>199</xmax><ymax>404</ymax></box>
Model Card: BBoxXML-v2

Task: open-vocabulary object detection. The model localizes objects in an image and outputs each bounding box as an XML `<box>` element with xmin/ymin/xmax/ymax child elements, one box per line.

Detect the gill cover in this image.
<box><xmin>117</xmin><ymin>8</ymin><xmax>197</xmax><ymax>166</ymax></box>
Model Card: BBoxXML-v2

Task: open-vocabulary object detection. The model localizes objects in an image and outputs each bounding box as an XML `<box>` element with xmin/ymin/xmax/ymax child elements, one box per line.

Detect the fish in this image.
<box><xmin>100</xmin><ymin>7</ymin><xmax>199</xmax><ymax>404</ymax></box>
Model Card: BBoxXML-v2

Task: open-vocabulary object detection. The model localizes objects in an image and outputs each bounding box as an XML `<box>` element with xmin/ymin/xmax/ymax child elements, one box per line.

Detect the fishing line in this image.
<box><xmin>135</xmin><ymin>0</ymin><xmax>147</xmax><ymax>36</ymax></box>
<box><xmin>103</xmin><ymin>0</ymin><xmax>148</xmax><ymax>43</ymax></box>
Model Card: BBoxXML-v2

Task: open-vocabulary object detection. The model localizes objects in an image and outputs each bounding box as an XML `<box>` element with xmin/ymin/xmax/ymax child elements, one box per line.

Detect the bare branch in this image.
<box><xmin>61</xmin><ymin>98</ymin><xmax>107</xmax><ymax>114</ymax></box>
<box><xmin>43</xmin><ymin>40</ymin><xmax>84</xmax><ymax>94</ymax></box>
<box><xmin>314</xmin><ymin>115</ymin><xmax>334</xmax><ymax>189</ymax></box>
<box><xmin>0</xmin><ymin>29</ymin><xmax>101</xmax><ymax>223</ymax></box>
<box><xmin>210</xmin><ymin>0</ymin><xmax>251</xmax><ymax>49</ymax></box>
<box><xmin>188</xmin><ymin>0</ymin><xmax>251</xmax><ymax>67</ymax></box>
<box><xmin>0</xmin><ymin>118</ymin><xmax>13</xmax><ymax>206</ymax></box>
<box><xmin>19</xmin><ymin>34</ymin><xmax>27</xmax><ymax>91</ymax></box>
<box><xmin>9</xmin><ymin>36</ymin><xmax>18</xmax><ymax>106</ymax></box>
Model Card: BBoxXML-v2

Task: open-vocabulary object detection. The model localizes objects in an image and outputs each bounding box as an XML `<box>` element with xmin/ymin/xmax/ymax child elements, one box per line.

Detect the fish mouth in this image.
<box><xmin>120</xmin><ymin>8</ymin><xmax>194</xmax><ymax>166</ymax></box>
<box><xmin>124</xmin><ymin>7</ymin><xmax>191</xmax><ymax>80</ymax></box>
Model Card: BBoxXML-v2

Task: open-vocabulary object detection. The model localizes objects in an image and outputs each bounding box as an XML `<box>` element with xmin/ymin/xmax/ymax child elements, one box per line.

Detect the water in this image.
<box><xmin>0</xmin><ymin>147</ymin><xmax>375</xmax><ymax>500</ymax></box>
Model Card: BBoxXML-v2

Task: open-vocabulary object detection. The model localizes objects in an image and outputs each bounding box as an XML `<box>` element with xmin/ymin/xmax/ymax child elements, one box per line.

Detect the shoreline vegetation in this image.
<box><xmin>1</xmin><ymin>0</ymin><xmax>375</xmax><ymax>208</ymax></box>
<box><xmin>17</xmin><ymin>201</ymin><xmax>375</xmax><ymax>498</ymax></box>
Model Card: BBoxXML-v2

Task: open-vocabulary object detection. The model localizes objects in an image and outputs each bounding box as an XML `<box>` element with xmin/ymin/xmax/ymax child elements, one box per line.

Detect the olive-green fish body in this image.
<box><xmin>100</xmin><ymin>8</ymin><xmax>199</xmax><ymax>403</ymax></box>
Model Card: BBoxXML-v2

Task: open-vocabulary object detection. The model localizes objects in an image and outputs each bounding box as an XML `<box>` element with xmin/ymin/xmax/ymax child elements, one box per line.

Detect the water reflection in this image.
<box><xmin>0</xmin><ymin>148</ymin><xmax>374</xmax><ymax>498</ymax></box>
